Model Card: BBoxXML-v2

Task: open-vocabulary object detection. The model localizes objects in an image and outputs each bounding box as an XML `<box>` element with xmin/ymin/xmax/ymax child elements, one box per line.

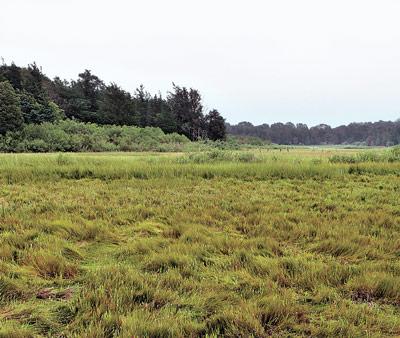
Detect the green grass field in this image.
<box><xmin>0</xmin><ymin>149</ymin><xmax>399</xmax><ymax>337</ymax></box>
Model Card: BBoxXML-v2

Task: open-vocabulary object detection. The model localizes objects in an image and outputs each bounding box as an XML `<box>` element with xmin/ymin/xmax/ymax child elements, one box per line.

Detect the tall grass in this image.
<box><xmin>0</xmin><ymin>149</ymin><xmax>399</xmax><ymax>184</ymax></box>
<box><xmin>329</xmin><ymin>146</ymin><xmax>400</xmax><ymax>163</ymax></box>
<box><xmin>0</xmin><ymin>148</ymin><xmax>399</xmax><ymax>336</ymax></box>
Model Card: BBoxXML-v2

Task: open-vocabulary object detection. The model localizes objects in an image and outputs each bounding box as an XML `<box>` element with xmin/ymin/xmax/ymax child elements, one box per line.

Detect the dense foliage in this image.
<box><xmin>0</xmin><ymin>120</ymin><xmax>189</xmax><ymax>153</ymax></box>
<box><xmin>227</xmin><ymin>120</ymin><xmax>400</xmax><ymax>146</ymax></box>
<box><xmin>0</xmin><ymin>81</ymin><xmax>23</xmax><ymax>134</ymax></box>
<box><xmin>0</xmin><ymin>62</ymin><xmax>226</xmax><ymax>141</ymax></box>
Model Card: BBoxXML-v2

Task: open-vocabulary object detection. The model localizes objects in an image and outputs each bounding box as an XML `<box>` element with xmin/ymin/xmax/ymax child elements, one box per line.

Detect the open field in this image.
<box><xmin>0</xmin><ymin>148</ymin><xmax>400</xmax><ymax>337</ymax></box>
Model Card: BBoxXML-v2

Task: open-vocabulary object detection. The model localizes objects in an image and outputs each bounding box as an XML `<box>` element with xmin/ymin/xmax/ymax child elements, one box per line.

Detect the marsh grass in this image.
<box><xmin>0</xmin><ymin>148</ymin><xmax>399</xmax><ymax>336</ymax></box>
<box><xmin>0</xmin><ymin>149</ymin><xmax>399</xmax><ymax>184</ymax></box>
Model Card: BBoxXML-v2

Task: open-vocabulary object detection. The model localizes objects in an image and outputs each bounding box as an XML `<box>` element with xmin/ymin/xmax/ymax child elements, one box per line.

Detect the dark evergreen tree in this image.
<box><xmin>64</xmin><ymin>70</ymin><xmax>105</xmax><ymax>123</ymax></box>
<box><xmin>205</xmin><ymin>109</ymin><xmax>226</xmax><ymax>140</ymax></box>
<box><xmin>151</xmin><ymin>94</ymin><xmax>177</xmax><ymax>133</ymax></box>
<box><xmin>0</xmin><ymin>62</ymin><xmax>22</xmax><ymax>89</ymax></box>
<box><xmin>134</xmin><ymin>85</ymin><xmax>152</xmax><ymax>127</ymax></box>
<box><xmin>77</xmin><ymin>70</ymin><xmax>104</xmax><ymax>110</ymax></box>
<box><xmin>167</xmin><ymin>84</ymin><xmax>204</xmax><ymax>140</ymax></box>
<box><xmin>0</xmin><ymin>81</ymin><xmax>24</xmax><ymax>134</ymax></box>
<box><xmin>99</xmin><ymin>83</ymin><xmax>136</xmax><ymax>125</ymax></box>
<box><xmin>23</xmin><ymin>63</ymin><xmax>46</xmax><ymax>101</ymax></box>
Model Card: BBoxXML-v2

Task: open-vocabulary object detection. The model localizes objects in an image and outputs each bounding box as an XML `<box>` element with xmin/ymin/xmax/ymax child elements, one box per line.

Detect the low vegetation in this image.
<box><xmin>329</xmin><ymin>146</ymin><xmax>400</xmax><ymax>163</ymax></box>
<box><xmin>0</xmin><ymin>148</ymin><xmax>399</xmax><ymax>337</ymax></box>
<box><xmin>0</xmin><ymin>123</ymin><xmax>273</xmax><ymax>154</ymax></box>
<box><xmin>0</xmin><ymin>120</ymin><xmax>189</xmax><ymax>153</ymax></box>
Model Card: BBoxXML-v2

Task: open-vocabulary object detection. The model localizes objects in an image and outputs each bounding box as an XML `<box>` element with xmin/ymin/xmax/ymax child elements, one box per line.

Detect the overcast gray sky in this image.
<box><xmin>1</xmin><ymin>0</ymin><xmax>400</xmax><ymax>126</ymax></box>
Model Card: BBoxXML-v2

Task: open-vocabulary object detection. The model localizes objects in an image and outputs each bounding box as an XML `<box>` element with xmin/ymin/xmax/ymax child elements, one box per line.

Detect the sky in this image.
<box><xmin>1</xmin><ymin>0</ymin><xmax>400</xmax><ymax>126</ymax></box>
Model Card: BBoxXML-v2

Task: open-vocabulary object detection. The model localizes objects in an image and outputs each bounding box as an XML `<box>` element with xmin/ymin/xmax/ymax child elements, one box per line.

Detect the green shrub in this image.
<box><xmin>0</xmin><ymin>120</ymin><xmax>190</xmax><ymax>153</ymax></box>
<box><xmin>25</xmin><ymin>139</ymin><xmax>50</xmax><ymax>153</ymax></box>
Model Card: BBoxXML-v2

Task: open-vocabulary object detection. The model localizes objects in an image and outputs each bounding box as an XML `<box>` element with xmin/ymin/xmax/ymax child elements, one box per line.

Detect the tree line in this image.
<box><xmin>0</xmin><ymin>62</ymin><xmax>226</xmax><ymax>141</ymax></box>
<box><xmin>2</xmin><ymin>61</ymin><xmax>400</xmax><ymax>147</ymax></box>
<box><xmin>227</xmin><ymin>120</ymin><xmax>400</xmax><ymax>146</ymax></box>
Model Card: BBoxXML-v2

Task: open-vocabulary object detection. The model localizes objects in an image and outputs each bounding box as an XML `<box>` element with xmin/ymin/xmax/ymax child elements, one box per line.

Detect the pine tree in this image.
<box><xmin>98</xmin><ymin>83</ymin><xmax>136</xmax><ymax>125</ymax></box>
<box><xmin>0</xmin><ymin>81</ymin><xmax>24</xmax><ymax>134</ymax></box>
<box><xmin>167</xmin><ymin>84</ymin><xmax>204</xmax><ymax>140</ymax></box>
<box><xmin>205</xmin><ymin>109</ymin><xmax>226</xmax><ymax>141</ymax></box>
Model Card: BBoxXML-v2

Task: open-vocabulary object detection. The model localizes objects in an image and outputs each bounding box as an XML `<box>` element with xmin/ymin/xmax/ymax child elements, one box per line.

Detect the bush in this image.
<box><xmin>25</xmin><ymin>139</ymin><xmax>50</xmax><ymax>152</ymax></box>
<box><xmin>0</xmin><ymin>120</ymin><xmax>190</xmax><ymax>153</ymax></box>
